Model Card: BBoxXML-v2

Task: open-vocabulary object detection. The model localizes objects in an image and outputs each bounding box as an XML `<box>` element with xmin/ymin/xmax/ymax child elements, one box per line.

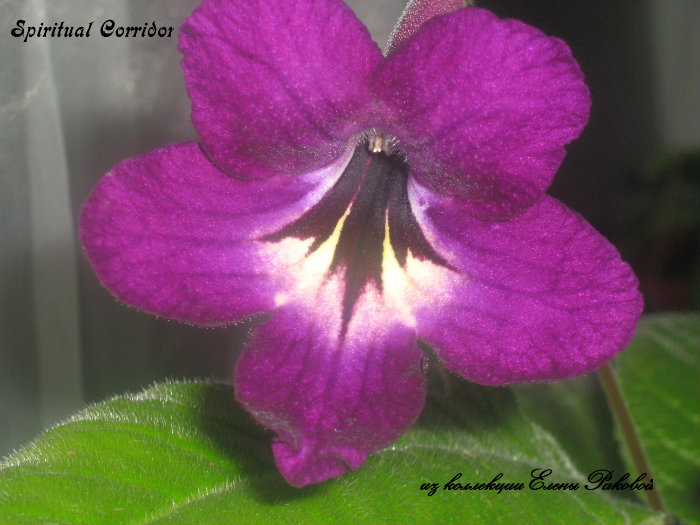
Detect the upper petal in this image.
<box><xmin>374</xmin><ymin>7</ymin><xmax>591</xmax><ymax>219</ymax></box>
<box><xmin>410</xmin><ymin>182</ymin><xmax>643</xmax><ymax>385</ymax></box>
<box><xmin>179</xmin><ymin>0</ymin><xmax>382</xmax><ymax>178</ymax></box>
<box><xmin>79</xmin><ymin>142</ymin><xmax>353</xmax><ymax>326</ymax></box>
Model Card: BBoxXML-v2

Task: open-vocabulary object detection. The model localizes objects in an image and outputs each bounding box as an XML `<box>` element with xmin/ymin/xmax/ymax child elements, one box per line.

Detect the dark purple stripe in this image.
<box><xmin>264</xmin><ymin>141</ymin><xmax>450</xmax><ymax>336</ymax></box>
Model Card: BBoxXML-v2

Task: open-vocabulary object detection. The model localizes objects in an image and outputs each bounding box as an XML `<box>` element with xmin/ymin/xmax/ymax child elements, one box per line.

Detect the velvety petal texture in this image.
<box><xmin>80</xmin><ymin>142</ymin><xmax>353</xmax><ymax>326</ymax></box>
<box><xmin>410</xmin><ymin>183</ymin><xmax>643</xmax><ymax>385</ymax></box>
<box><xmin>235</xmin><ymin>299</ymin><xmax>426</xmax><ymax>487</ymax></box>
<box><xmin>374</xmin><ymin>8</ymin><xmax>591</xmax><ymax>219</ymax></box>
<box><xmin>180</xmin><ymin>0</ymin><xmax>382</xmax><ymax>179</ymax></box>
<box><xmin>79</xmin><ymin>0</ymin><xmax>642</xmax><ymax>490</ymax></box>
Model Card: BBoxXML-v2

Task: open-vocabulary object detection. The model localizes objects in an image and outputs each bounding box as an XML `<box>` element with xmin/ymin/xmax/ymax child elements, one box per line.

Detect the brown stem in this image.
<box><xmin>597</xmin><ymin>362</ymin><xmax>665</xmax><ymax>513</ymax></box>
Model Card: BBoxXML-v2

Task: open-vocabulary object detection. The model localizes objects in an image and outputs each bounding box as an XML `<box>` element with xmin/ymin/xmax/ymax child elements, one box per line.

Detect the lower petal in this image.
<box><xmin>410</xmin><ymin>182</ymin><xmax>643</xmax><ymax>385</ymax></box>
<box><xmin>234</xmin><ymin>290</ymin><xmax>426</xmax><ymax>487</ymax></box>
<box><xmin>79</xmin><ymin>142</ymin><xmax>352</xmax><ymax>325</ymax></box>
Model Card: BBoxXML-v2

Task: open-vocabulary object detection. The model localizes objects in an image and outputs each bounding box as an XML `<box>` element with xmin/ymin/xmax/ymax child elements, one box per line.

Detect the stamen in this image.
<box><xmin>365</xmin><ymin>129</ymin><xmax>403</xmax><ymax>159</ymax></box>
<box><xmin>370</xmin><ymin>136</ymin><xmax>383</xmax><ymax>154</ymax></box>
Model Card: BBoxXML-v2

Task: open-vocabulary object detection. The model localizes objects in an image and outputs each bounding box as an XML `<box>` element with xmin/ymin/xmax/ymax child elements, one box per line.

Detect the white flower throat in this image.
<box><xmin>264</xmin><ymin>139</ymin><xmax>451</xmax><ymax>335</ymax></box>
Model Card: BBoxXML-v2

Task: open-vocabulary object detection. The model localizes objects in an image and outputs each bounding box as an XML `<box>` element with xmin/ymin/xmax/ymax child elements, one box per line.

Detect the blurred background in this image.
<box><xmin>1</xmin><ymin>0</ymin><xmax>698</xmax><ymax>458</ymax></box>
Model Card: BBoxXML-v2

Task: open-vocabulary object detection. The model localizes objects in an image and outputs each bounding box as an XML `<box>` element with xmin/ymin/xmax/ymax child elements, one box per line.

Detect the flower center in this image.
<box><xmin>366</xmin><ymin>129</ymin><xmax>400</xmax><ymax>156</ymax></box>
<box><xmin>265</xmin><ymin>140</ymin><xmax>449</xmax><ymax>334</ymax></box>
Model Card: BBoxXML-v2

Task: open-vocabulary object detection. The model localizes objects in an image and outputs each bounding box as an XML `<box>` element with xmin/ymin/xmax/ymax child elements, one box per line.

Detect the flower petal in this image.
<box><xmin>179</xmin><ymin>0</ymin><xmax>382</xmax><ymax>178</ymax></box>
<box><xmin>79</xmin><ymin>142</ymin><xmax>353</xmax><ymax>326</ymax></box>
<box><xmin>235</xmin><ymin>293</ymin><xmax>426</xmax><ymax>487</ymax></box>
<box><xmin>385</xmin><ymin>0</ymin><xmax>464</xmax><ymax>55</ymax></box>
<box><xmin>410</xmin><ymin>182</ymin><xmax>643</xmax><ymax>385</ymax></box>
<box><xmin>374</xmin><ymin>7</ymin><xmax>591</xmax><ymax>219</ymax></box>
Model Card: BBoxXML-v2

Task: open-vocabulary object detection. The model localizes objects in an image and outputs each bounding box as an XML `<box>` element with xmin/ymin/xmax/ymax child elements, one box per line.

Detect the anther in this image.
<box><xmin>370</xmin><ymin>136</ymin><xmax>383</xmax><ymax>154</ymax></box>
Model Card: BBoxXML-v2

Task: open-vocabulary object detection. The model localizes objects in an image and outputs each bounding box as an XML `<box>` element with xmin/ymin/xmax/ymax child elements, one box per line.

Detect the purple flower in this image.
<box><xmin>80</xmin><ymin>0</ymin><xmax>643</xmax><ymax>487</ymax></box>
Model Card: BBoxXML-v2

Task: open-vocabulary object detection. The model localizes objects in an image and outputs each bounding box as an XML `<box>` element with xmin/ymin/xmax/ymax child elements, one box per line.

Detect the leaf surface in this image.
<box><xmin>614</xmin><ymin>313</ymin><xmax>700</xmax><ymax>525</ymax></box>
<box><xmin>0</xmin><ymin>376</ymin><xmax>662</xmax><ymax>524</ymax></box>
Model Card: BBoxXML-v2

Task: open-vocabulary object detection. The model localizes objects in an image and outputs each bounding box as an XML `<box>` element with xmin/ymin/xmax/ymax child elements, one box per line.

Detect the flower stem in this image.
<box><xmin>597</xmin><ymin>363</ymin><xmax>665</xmax><ymax>513</ymax></box>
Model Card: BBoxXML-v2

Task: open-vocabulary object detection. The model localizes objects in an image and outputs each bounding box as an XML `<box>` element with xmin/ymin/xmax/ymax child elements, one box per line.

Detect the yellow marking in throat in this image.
<box><xmin>381</xmin><ymin>215</ymin><xmax>416</xmax><ymax>326</ymax></box>
<box><xmin>296</xmin><ymin>206</ymin><xmax>351</xmax><ymax>282</ymax></box>
<box><xmin>271</xmin><ymin>207</ymin><xmax>352</xmax><ymax>309</ymax></box>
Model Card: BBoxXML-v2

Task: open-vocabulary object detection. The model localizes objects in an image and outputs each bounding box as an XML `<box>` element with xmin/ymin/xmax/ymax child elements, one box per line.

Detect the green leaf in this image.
<box><xmin>0</xmin><ymin>377</ymin><xmax>661</xmax><ymax>525</ymax></box>
<box><xmin>614</xmin><ymin>313</ymin><xmax>700</xmax><ymax>525</ymax></box>
<box><xmin>512</xmin><ymin>375</ymin><xmax>630</xmax><ymax>481</ymax></box>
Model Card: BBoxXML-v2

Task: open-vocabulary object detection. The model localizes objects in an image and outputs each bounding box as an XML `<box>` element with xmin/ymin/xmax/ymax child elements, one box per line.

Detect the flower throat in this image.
<box><xmin>264</xmin><ymin>140</ymin><xmax>449</xmax><ymax>335</ymax></box>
